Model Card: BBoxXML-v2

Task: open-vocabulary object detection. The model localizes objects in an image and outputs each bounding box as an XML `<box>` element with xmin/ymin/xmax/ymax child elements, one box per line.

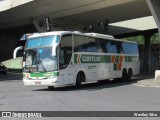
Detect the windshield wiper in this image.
<box><xmin>38</xmin><ymin>59</ymin><xmax>47</xmax><ymax>72</ymax></box>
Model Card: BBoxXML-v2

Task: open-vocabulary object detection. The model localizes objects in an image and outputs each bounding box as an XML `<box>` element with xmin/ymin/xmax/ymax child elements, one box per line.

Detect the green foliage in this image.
<box><xmin>150</xmin><ymin>33</ymin><xmax>160</xmax><ymax>44</ymax></box>
<box><xmin>122</xmin><ymin>33</ymin><xmax>160</xmax><ymax>45</ymax></box>
<box><xmin>122</xmin><ymin>35</ymin><xmax>145</xmax><ymax>45</ymax></box>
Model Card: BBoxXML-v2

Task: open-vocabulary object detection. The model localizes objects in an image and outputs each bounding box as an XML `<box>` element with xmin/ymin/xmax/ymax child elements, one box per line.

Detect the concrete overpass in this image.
<box><xmin>0</xmin><ymin>0</ymin><xmax>160</xmax><ymax>74</ymax></box>
<box><xmin>0</xmin><ymin>0</ymin><xmax>156</xmax><ymax>31</ymax></box>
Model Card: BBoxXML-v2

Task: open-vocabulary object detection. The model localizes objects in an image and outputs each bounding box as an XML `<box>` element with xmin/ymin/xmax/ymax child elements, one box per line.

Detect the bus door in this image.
<box><xmin>60</xmin><ymin>48</ymin><xmax>75</xmax><ymax>84</ymax></box>
<box><xmin>59</xmin><ymin>35</ymin><xmax>75</xmax><ymax>85</ymax></box>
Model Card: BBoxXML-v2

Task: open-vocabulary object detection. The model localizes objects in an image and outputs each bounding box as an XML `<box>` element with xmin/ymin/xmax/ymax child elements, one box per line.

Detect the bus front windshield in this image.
<box><xmin>24</xmin><ymin>48</ymin><xmax>58</xmax><ymax>72</ymax></box>
<box><xmin>24</xmin><ymin>35</ymin><xmax>59</xmax><ymax>72</ymax></box>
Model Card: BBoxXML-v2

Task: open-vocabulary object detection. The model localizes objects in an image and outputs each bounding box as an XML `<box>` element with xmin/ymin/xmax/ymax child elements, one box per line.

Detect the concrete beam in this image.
<box><xmin>146</xmin><ymin>0</ymin><xmax>160</xmax><ymax>34</ymax></box>
<box><xmin>32</xmin><ymin>18</ymin><xmax>85</xmax><ymax>32</ymax></box>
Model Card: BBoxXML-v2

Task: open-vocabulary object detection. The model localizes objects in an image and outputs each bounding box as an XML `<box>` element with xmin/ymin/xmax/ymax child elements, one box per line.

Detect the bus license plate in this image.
<box><xmin>35</xmin><ymin>82</ymin><xmax>41</xmax><ymax>85</ymax></box>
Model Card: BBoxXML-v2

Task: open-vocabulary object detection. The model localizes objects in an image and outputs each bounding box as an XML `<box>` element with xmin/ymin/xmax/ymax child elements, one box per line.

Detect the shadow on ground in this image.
<box><xmin>0</xmin><ymin>72</ymin><xmax>22</xmax><ymax>81</ymax></box>
<box><xmin>0</xmin><ymin>71</ymin><xmax>155</xmax><ymax>91</ymax></box>
<box><xmin>31</xmin><ymin>74</ymin><xmax>155</xmax><ymax>91</ymax></box>
<box><xmin>32</xmin><ymin>78</ymin><xmax>143</xmax><ymax>92</ymax></box>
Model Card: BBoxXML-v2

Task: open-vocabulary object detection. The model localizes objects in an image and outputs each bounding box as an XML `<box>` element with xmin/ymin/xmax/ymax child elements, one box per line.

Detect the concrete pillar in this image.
<box><xmin>143</xmin><ymin>33</ymin><xmax>154</xmax><ymax>74</ymax></box>
<box><xmin>146</xmin><ymin>0</ymin><xmax>160</xmax><ymax>34</ymax></box>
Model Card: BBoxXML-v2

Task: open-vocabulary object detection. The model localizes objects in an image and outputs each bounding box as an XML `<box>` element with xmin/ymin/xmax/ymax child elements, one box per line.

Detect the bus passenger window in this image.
<box><xmin>74</xmin><ymin>35</ymin><xmax>86</xmax><ymax>52</ymax></box>
<box><xmin>106</xmin><ymin>41</ymin><xmax>118</xmax><ymax>53</ymax></box>
<box><xmin>60</xmin><ymin>50</ymin><xmax>65</xmax><ymax>67</ymax></box>
<box><xmin>86</xmin><ymin>37</ymin><xmax>98</xmax><ymax>52</ymax></box>
<box><xmin>117</xmin><ymin>42</ymin><xmax>123</xmax><ymax>53</ymax></box>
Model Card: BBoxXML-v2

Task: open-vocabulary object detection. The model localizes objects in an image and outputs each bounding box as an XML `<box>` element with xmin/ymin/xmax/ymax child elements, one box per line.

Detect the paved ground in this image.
<box><xmin>133</xmin><ymin>74</ymin><xmax>160</xmax><ymax>88</ymax></box>
<box><xmin>0</xmin><ymin>72</ymin><xmax>160</xmax><ymax>120</ymax></box>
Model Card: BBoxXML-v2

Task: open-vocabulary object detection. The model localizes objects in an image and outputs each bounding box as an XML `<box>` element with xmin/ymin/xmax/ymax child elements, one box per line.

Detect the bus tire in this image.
<box><xmin>48</xmin><ymin>86</ymin><xmax>54</xmax><ymax>90</ymax></box>
<box><xmin>127</xmin><ymin>68</ymin><xmax>132</xmax><ymax>81</ymax></box>
<box><xmin>76</xmin><ymin>72</ymin><xmax>85</xmax><ymax>88</ymax></box>
<box><xmin>122</xmin><ymin>69</ymin><xmax>127</xmax><ymax>81</ymax></box>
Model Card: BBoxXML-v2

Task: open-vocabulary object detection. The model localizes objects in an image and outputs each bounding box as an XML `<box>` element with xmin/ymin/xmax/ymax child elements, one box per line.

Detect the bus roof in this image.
<box><xmin>27</xmin><ymin>31</ymin><xmax>137</xmax><ymax>44</ymax></box>
<box><xmin>27</xmin><ymin>31</ymin><xmax>71</xmax><ymax>38</ymax></box>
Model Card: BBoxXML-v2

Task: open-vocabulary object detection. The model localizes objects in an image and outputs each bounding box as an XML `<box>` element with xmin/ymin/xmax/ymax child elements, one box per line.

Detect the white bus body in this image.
<box><xmin>23</xmin><ymin>31</ymin><xmax>140</xmax><ymax>88</ymax></box>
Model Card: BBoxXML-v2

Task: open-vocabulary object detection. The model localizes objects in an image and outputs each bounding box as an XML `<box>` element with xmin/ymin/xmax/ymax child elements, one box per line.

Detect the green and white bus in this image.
<box><xmin>23</xmin><ymin>31</ymin><xmax>140</xmax><ymax>89</ymax></box>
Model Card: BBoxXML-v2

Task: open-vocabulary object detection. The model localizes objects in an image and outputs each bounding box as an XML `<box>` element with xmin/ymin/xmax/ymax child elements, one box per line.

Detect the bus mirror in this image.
<box><xmin>13</xmin><ymin>46</ymin><xmax>24</xmax><ymax>59</ymax></box>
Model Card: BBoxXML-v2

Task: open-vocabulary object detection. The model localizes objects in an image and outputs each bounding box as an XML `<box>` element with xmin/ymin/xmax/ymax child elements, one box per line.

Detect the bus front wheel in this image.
<box><xmin>76</xmin><ymin>72</ymin><xmax>85</xmax><ymax>88</ymax></box>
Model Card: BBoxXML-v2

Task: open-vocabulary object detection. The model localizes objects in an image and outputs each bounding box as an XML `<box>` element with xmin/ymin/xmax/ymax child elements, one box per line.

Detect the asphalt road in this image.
<box><xmin>0</xmin><ymin>73</ymin><xmax>160</xmax><ymax>120</ymax></box>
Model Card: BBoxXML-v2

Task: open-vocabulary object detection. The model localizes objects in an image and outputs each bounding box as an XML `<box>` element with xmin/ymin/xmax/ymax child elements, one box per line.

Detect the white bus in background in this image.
<box><xmin>23</xmin><ymin>31</ymin><xmax>140</xmax><ymax>89</ymax></box>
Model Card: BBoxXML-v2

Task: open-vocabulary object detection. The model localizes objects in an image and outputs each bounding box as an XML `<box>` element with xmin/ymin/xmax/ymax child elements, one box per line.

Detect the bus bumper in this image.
<box><xmin>23</xmin><ymin>77</ymin><xmax>63</xmax><ymax>87</ymax></box>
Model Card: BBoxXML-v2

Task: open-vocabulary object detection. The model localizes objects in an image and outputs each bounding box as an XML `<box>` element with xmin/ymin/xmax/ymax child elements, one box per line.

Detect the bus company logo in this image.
<box><xmin>76</xmin><ymin>54</ymin><xmax>101</xmax><ymax>63</ymax></box>
<box><xmin>82</xmin><ymin>56</ymin><xmax>100</xmax><ymax>62</ymax></box>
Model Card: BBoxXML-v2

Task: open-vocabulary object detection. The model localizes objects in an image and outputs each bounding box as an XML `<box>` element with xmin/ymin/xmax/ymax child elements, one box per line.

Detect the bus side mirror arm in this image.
<box><xmin>52</xmin><ymin>44</ymin><xmax>59</xmax><ymax>56</ymax></box>
<box><xmin>13</xmin><ymin>46</ymin><xmax>24</xmax><ymax>59</ymax></box>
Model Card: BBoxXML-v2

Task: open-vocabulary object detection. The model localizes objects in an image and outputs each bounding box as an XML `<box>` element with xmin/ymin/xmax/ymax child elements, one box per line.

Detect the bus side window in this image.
<box><xmin>74</xmin><ymin>35</ymin><xmax>86</xmax><ymax>52</ymax></box>
<box><xmin>86</xmin><ymin>37</ymin><xmax>98</xmax><ymax>52</ymax></box>
<box><xmin>122</xmin><ymin>43</ymin><xmax>138</xmax><ymax>54</ymax></box>
<box><xmin>97</xmin><ymin>39</ymin><xmax>108</xmax><ymax>53</ymax></box>
<box><xmin>117</xmin><ymin>42</ymin><xmax>123</xmax><ymax>54</ymax></box>
<box><xmin>131</xmin><ymin>43</ymin><xmax>139</xmax><ymax>54</ymax></box>
<box><xmin>60</xmin><ymin>50</ymin><xmax>65</xmax><ymax>67</ymax></box>
<box><xmin>95</xmin><ymin>38</ymin><xmax>103</xmax><ymax>53</ymax></box>
<box><xmin>106</xmin><ymin>41</ymin><xmax>115</xmax><ymax>53</ymax></box>
<box><xmin>122</xmin><ymin>42</ymin><xmax>130</xmax><ymax>54</ymax></box>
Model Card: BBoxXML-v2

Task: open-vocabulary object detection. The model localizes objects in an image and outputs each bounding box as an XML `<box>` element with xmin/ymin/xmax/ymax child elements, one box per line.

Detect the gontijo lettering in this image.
<box><xmin>82</xmin><ymin>56</ymin><xmax>101</xmax><ymax>62</ymax></box>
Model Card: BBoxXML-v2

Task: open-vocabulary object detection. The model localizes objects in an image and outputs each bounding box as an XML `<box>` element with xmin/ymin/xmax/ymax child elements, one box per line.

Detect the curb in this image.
<box><xmin>133</xmin><ymin>80</ymin><xmax>160</xmax><ymax>88</ymax></box>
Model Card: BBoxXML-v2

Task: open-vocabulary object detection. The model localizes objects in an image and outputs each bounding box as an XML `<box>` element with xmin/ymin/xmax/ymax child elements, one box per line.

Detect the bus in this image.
<box><xmin>23</xmin><ymin>31</ymin><xmax>140</xmax><ymax>89</ymax></box>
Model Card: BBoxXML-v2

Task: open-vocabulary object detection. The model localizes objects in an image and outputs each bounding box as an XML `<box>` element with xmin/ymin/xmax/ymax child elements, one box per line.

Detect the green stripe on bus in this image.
<box><xmin>114</xmin><ymin>64</ymin><xmax>117</xmax><ymax>71</ymax></box>
<box><xmin>23</xmin><ymin>71</ymin><xmax>59</xmax><ymax>78</ymax></box>
<box><xmin>125</xmin><ymin>56</ymin><xmax>139</xmax><ymax>62</ymax></box>
<box><xmin>74</xmin><ymin>54</ymin><xmax>138</xmax><ymax>64</ymax></box>
<box><xmin>115</xmin><ymin>56</ymin><xmax>119</xmax><ymax>63</ymax></box>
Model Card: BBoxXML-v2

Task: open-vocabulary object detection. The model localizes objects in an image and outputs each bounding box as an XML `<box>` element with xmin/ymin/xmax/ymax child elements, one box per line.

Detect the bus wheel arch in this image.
<box><xmin>75</xmin><ymin>71</ymin><xmax>86</xmax><ymax>88</ymax></box>
<box><xmin>122</xmin><ymin>68</ymin><xmax>127</xmax><ymax>81</ymax></box>
<box><xmin>127</xmin><ymin>68</ymin><xmax>133</xmax><ymax>80</ymax></box>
